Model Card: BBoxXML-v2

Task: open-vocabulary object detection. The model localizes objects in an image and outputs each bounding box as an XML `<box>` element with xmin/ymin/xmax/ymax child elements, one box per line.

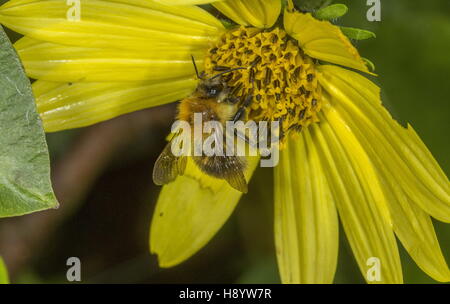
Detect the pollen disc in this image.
<box><xmin>205</xmin><ymin>26</ymin><xmax>322</xmax><ymax>140</ymax></box>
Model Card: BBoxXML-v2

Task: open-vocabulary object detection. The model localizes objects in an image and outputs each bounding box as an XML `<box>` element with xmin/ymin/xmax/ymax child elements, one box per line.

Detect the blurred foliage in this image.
<box><xmin>0</xmin><ymin>0</ymin><xmax>449</xmax><ymax>284</ymax></box>
<box><xmin>0</xmin><ymin>256</ymin><xmax>9</xmax><ymax>283</ymax></box>
<box><xmin>294</xmin><ymin>0</ymin><xmax>333</xmax><ymax>11</ymax></box>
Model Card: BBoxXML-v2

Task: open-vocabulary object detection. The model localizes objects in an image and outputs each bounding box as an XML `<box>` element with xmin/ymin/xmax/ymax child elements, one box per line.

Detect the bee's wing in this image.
<box><xmin>153</xmin><ymin>139</ymin><xmax>187</xmax><ymax>186</ymax></box>
<box><xmin>223</xmin><ymin>157</ymin><xmax>248</xmax><ymax>194</ymax></box>
<box><xmin>224</xmin><ymin>169</ymin><xmax>248</xmax><ymax>193</ymax></box>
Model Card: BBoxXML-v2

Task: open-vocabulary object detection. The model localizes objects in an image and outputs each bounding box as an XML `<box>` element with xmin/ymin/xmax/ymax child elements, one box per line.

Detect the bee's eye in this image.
<box><xmin>207</xmin><ymin>85</ymin><xmax>222</xmax><ymax>97</ymax></box>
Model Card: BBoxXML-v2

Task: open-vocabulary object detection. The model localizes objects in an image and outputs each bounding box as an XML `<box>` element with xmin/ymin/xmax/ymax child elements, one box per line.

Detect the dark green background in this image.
<box><xmin>0</xmin><ymin>0</ymin><xmax>449</xmax><ymax>284</ymax></box>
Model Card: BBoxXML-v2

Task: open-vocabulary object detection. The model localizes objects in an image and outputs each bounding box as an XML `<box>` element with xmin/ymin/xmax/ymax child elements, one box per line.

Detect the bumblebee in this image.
<box><xmin>152</xmin><ymin>57</ymin><xmax>252</xmax><ymax>193</ymax></box>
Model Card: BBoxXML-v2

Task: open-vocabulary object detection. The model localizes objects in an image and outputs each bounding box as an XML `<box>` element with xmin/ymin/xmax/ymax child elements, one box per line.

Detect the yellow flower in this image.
<box><xmin>1</xmin><ymin>0</ymin><xmax>449</xmax><ymax>284</ymax></box>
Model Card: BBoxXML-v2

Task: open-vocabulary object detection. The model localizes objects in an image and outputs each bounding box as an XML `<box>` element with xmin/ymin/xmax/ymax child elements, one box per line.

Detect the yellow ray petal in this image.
<box><xmin>388</xmin><ymin>195</ymin><xmax>450</xmax><ymax>282</ymax></box>
<box><xmin>150</xmin><ymin>157</ymin><xmax>259</xmax><ymax>267</ymax></box>
<box><xmin>0</xmin><ymin>0</ymin><xmax>224</xmax><ymax>50</ymax></box>
<box><xmin>274</xmin><ymin>133</ymin><xmax>338</xmax><ymax>284</ymax></box>
<box><xmin>153</xmin><ymin>0</ymin><xmax>223</xmax><ymax>4</ymax></box>
<box><xmin>317</xmin><ymin>65</ymin><xmax>450</xmax><ymax>223</ymax></box>
<box><xmin>375</xmin><ymin>175</ymin><xmax>450</xmax><ymax>282</ymax></box>
<box><xmin>338</xmin><ymin>118</ymin><xmax>450</xmax><ymax>283</ymax></box>
<box><xmin>311</xmin><ymin>112</ymin><xmax>402</xmax><ymax>284</ymax></box>
<box><xmin>15</xmin><ymin>37</ymin><xmax>207</xmax><ymax>82</ymax></box>
<box><xmin>284</xmin><ymin>10</ymin><xmax>370</xmax><ymax>74</ymax></box>
<box><xmin>318</xmin><ymin>65</ymin><xmax>450</xmax><ymax>281</ymax></box>
<box><xmin>33</xmin><ymin>78</ymin><xmax>196</xmax><ymax>132</ymax></box>
<box><xmin>213</xmin><ymin>0</ymin><xmax>281</xmax><ymax>28</ymax></box>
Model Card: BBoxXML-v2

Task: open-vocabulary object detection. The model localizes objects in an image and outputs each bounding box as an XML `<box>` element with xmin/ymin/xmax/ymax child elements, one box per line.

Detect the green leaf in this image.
<box><xmin>340</xmin><ymin>27</ymin><xmax>377</xmax><ymax>40</ymax></box>
<box><xmin>0</xmin><ymin>26</ymin><xmax>58</xmax><ymax>217</ymax></box>
<box><xmin>314</xmin><ymin>4</ymin><xmax>348</xmax><ymax>20</ymax></box>
<box><xmin>0</xmin><ymin>257</ymin><xmax>9</xmax><ymax>284</ymax></box>
<box><xmin>220</xmin><ymin>18</ymin><xmax>235</xmax><ymax>29</ymax></box>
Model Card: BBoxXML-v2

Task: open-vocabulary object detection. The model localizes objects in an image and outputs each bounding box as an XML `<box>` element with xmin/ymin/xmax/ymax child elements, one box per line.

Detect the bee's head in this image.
<box><xmin>197</xmin><ymin>76</ymin><xmax>227</xmax><ymax>100</ymax></box>
<box><xmin>191</xmin><ymin>55</ymin><xmax>246</xmax><ymax>102</ymax></box>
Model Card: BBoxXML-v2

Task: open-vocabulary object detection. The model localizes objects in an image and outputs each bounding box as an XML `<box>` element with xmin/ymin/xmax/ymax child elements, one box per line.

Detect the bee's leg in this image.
<box><xmin>232</xmin><ymin>94</ymin><xmax>259</xmax><ymax>150</ymax></box>
<box><xmin>230</xmin><ymin>83</ymin><xmax>243</xmax><ymax>99</ymax></box>
<box><xmin>279</xmin><ymin>118</ymin><xmax>285</xmax><ymax>141</ymax></box>
<box><xmin>235</xmin><ymin>130</ymin><xmax>251</xmax><ymax>145</ymax></box>
<box><xmin>272</xmin><ymin>117</ymin><xmax>285</xmax><ymax>143</ymax></box>
<box><xmin>232</xmin><ymin>107</ymin><xmax>246</xmax><ymax>123</ymax></box>
<box><xmin>233</xmin><ymin>66</ymin><xmax>256</xmax><ymax>122</ymax></box>
<box><xmin>257</xmin><ymin>117</ymin><xmax>284</xmax><ymax>149</ymax></box>
<box><xmin>232</xmin><ymin>67</ymin><xmax>256</xmax><ymax>144</ymax></box>
<box><xmin>233</xmin><ymin>94</ymin><xmax>253</xmax><ymax>122</ymax></box>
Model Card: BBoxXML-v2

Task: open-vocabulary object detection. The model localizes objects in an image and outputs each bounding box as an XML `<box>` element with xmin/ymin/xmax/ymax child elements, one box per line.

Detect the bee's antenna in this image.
<box><xmin>209</xmin><ymin>67</ymin><xmax>247</xmax><ymax>80</ymax></box>
<box><xmin>191</xmin><ymin>55</ymin><xmax>202</xmax><ymax>79</ymax></box>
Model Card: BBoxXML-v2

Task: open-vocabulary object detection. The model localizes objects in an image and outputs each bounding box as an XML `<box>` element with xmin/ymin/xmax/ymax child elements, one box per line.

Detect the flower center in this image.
<box><xmin>204</xmin><ymin>26</ymin><xmax>322</xmax><ymax>139</ymax></box>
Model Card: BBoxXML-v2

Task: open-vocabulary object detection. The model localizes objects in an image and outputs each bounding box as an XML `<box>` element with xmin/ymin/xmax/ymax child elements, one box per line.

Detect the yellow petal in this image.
<box><xmin>380</xmin><ymin>182</ymin><xmax>450</xmax><ymax>282</ymax></box>
<box><xmin>33</xmin><ymin>78</ymin><xmax>195</xmax><ymax>132</ymax></box>
<box><xmin>150</xmin><ymin>157</ymin><xmax>259</xmax><ymax>267</ymax></box>
<box><xmin>15</xmin><ymin>37</ymin><xmax>207</xmax><ymax>82</ymax></box>
<box><xmin>213</xmin><ymin>0</ymin><xmax>281</xmax><ymax>28</ymax></box>
<box><xmin>318</xmin><ymin>65</ymin><xmax>450</xmax><ymax>281</ymax></box>
<box><xmin>311</xmin><ymin>112</ymin><xmax>403</xmax><ymax>284</ymax></box>
<box><xmin>153</xmin><ymin>0</ymin><xmax>223</xmax><ymax>4</ymax></box>
<box><xmin>284</xmin><ymin>10</ymin><xmax>370</xmax><ymax>74</ymax></box>
<box><xmin>0</xmin><ymin>0</ymin><xmax>224</xmax><ymax>50</ymax></box>
<box><xmin>274</xmin><ymin>133</ymin><xmax>338</xmax><ymax>284</ymax></box>
<box><xmin>318</xmin><ymin>65</ymin><xmax>450</xmax><ymax>223</ymax></box>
